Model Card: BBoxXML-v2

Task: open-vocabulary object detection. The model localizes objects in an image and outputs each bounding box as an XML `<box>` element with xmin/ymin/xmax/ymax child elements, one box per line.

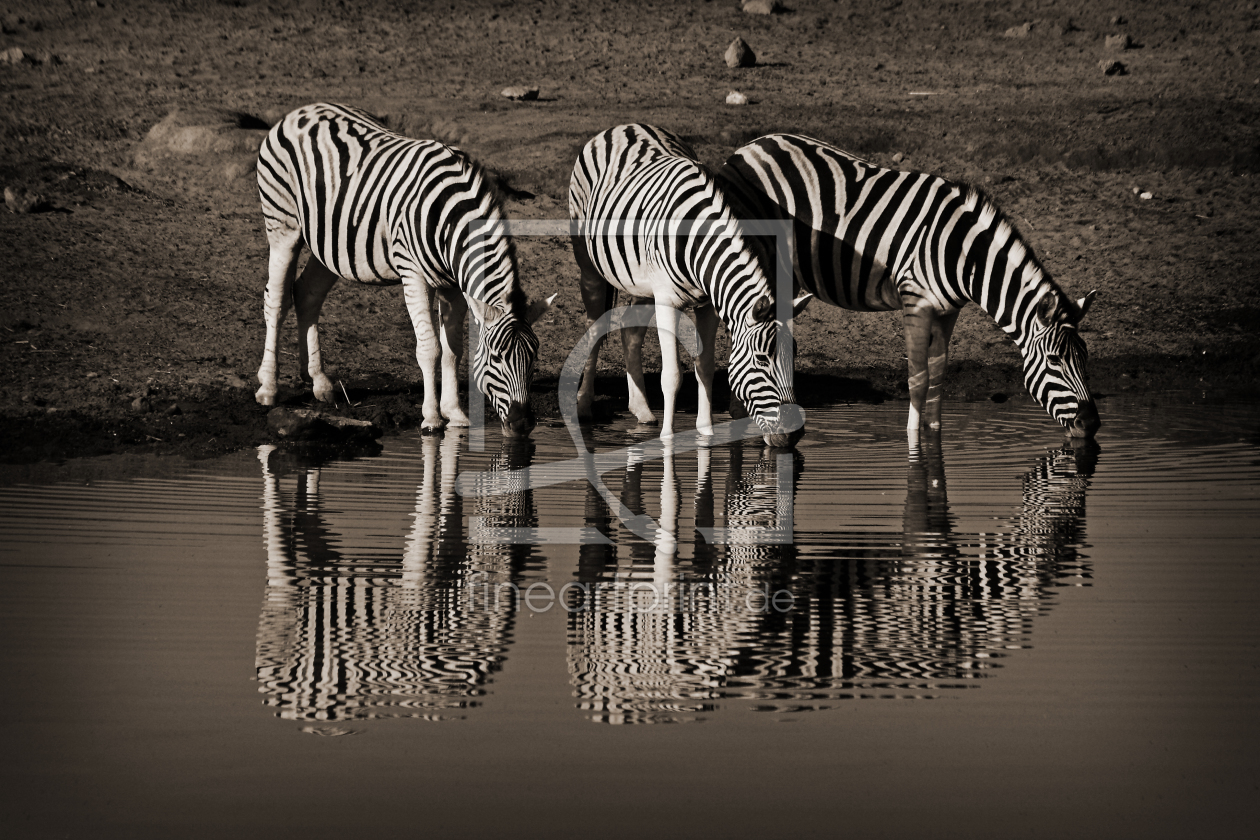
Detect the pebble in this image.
<box><xmin>1140</xmin><ymin>191</ymin><xmax>1153</xmax><ymax>200</ymax></box>
<box><xmin>725</xmin><ymin>37</ymin><xmax>756</xmax><ymax>68</ymax></box>
<box><xmin>741</xmin><ymin>0</ymin><xmax>783</xmax><ymax>14</ymax></box>
<box><xmin>1004</xmin><ymin>22</ymin><xmax>1033</xmax><ymax>38</ymax></box>
<box><xmin>1105</xmin><ymin>33</ymin><xmax>1132</xmax><ymax>51</ymax></box>
<box><xmin>1099</xmin><ymin>59</ymin><xmax>1126</xmax><ymax>75</ymax></box>
<box><xmin>726</xmin><ymin>91</ymin><xmax>749</xmax><ymax>105</ymax></box>
<box><xmin>500</xmin><ymin>86</ymin><xmax>539</xmax><ymax>101</ymax></box>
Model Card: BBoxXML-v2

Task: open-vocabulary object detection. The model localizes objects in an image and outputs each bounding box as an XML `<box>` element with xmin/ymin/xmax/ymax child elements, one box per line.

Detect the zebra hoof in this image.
<box><xmin>420</xmin><ymin>421</ymin><xmax>447</xmax><ymax>435</ymax></box>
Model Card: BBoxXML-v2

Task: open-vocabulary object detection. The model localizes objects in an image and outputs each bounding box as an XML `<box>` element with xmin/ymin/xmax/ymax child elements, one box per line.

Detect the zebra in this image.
<box><xmin>254</xmin><ymin>102</ymin><xmax>554</xmax><ymax>438</ymax></box>
<box><xmin>718</xmin><ymin>134</ymin><xmax>1100</xmax><ymax>438</ymax></box>
<box><xmin>569</xmin><ymin>123</ymin><xmax>813</xmax><ymax>449</ymax></box>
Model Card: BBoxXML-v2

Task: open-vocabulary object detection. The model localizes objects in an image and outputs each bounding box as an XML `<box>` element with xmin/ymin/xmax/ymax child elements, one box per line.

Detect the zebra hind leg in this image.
<box><xmin>292</xmin><ymin>257</ymin><xmax>341</xmax><ymax>403</ymax></box>
<box><xmin>255</xmin><ymin>226</ymin><xmax>302</xmax><ymax>406</ymax></box>
<box><xmin>575</xmin><ymin>267</ymin><xmax>615</xmax><ymax>422</ymax></box>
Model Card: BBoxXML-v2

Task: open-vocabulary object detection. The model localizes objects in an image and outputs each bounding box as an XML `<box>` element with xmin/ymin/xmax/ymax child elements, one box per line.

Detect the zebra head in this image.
<box><xmin>1022</xmin><ymin>289</ymin><xmax>1099</xmax><ymax>438</ymax></box>
<box><xmin>727</xmin><ymin>293</ymin><xmax>814</xmax><ymax>448</ymax></box>
<box><xmin>467</xmin><ymin>293</ymin><xmax>555</xmax><ymax>439</ymax></box>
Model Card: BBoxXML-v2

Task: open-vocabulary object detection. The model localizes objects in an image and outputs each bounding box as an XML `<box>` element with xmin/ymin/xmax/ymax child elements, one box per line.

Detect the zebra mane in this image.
<box><xmin>960</xmin><ymin>183</ymin><xmax>1061</xmax><ymax>303</ymax></box>
<box><xmin>452</xmin><ymin>150</ymin><xmax>528</xmax><ymax>321</ymax></box>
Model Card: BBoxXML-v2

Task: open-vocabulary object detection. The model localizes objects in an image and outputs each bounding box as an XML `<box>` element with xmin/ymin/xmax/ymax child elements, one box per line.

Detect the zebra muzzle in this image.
<box><xmin>1069</xmin><ymin>401</ymin><xmax>1100</xmax><ymax>438</ymax></box>
<box><xmin>502</xmin><ymin>401</ymin><xmax>536</xmax><ymax>439</ymax></box>
<box><xmin>761</xmin><ymin>403</ymin><xmax>806</xmax><ymax>449</ymax></box>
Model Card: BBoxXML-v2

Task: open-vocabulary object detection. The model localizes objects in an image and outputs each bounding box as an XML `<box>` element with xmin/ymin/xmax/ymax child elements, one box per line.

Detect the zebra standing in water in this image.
<box><xmin>719</xmin><ymin>134</ymin><xmax>1099</xmax><ymax>438</ymax></box>
<box><xmin>254</xmin><ymin>103</ymin><xmax>554</xmax><ymax>438</ymax></box>
<box><xmin>570</xmin><ymin>124</ymin><xmax>813</xmax><ymax>448</ymax></box>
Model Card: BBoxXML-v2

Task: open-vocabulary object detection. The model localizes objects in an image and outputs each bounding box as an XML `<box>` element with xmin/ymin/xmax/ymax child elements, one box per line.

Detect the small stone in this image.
<box><xmin>0</xmin><ymin>46</ymin><xmax>26</xmax><ymax>65</ymax></box>
<box><xmin>1105</xmin><ymin>33</ymin><xmax>1132</xmax><ymax>51</ymax></box>
<box><xmin>1139</xmin><ymin>191</ymin><xmax>1153</xmax><ymax>200</ymax></box>
<box><xmin>741</xmin><ymin>0</ymin><xmax>783</xmax><ymax>14</ymax></box>
<box><xmin>1004</xmin><ymin>22</ymin><xmax>1033</xmax><ymax>38</ymax></box>
<box><xmin>1100</xmin><ymin>59</ymin><xmax>1126</xmax><ymax>75</ymax></box>
<box><xmin>725</xmin><ymin>90</ymin><xmax>749</xmax><ymax>105</ymax></box>
<box><xmin>162</xmin><ymin>402</ymin><xmax>182</xmax><ymax>417</ymax></box>
<box><xmin>1110</xmin><ymin>15</ymin><xmax>1126</xmax><ymax>26</ymax></box>
<box><xmin>725</xmin><ymin>36</ymin><xmax>756</xmax><ymax>68</ymax></box>
<box><xmin>891</xmin><ymin>152</ymin><xmax>905</xmax><ymax>163</ymax></box>
<box><xmin>500</xmin><ymin>86</ymin><xmax>539</xmax><ymax>101</ymax></box>
<box><xmin>131</xmin><ymin>396</ymin><xmax>152</xmax><ymax>413</ymax></box>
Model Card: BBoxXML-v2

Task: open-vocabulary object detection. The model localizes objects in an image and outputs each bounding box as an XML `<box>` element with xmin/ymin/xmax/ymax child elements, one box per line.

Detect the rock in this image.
<box><xmin>1099</xmin><ymin>59</ymin><xmax>1126</xmax><ymax>75</ymax></box>
<box><xmin>1110</xmin><ymin>15</ymin><xmax>1126</xmax><ymax>26</ymax></box>
<box><xmin>726</xmin><ymin>90</ymin><xmax>749</xmax><ymax>105</ymax></box>
<box><xmin>1004</xmin><ymin>22</ymin><xmax>1033</xmax><ymax>38</ymax></box>
<box><xmin>162</xmin><ymin>402</ymin><xmax>182</xmax><ymax>417</ymax></box>
<box><xmin>1140</xmin><ymin>191</ymin><xmax>1153</xmax><ymax>200</ymax></box>
<box><xmin>500</xmin><ymin>86</ymin><xmax>539</xmax><ymax>101</ymax></box>
<box><xmin>267</xmin><ymin>407</ymin><xmax>382</xmax><ymax>443</ymax></box>
<box><xmin>5</xmin><ymin>186</ymin><xmax>50</xmax><ymax>213</ymax></box>
<box><xmin>741</xmin><ymin>0</ymin><xmax>783</xmax><ymax>14</ymax></box>
<box><xmin>131</xmin><ymin>396</ymin><xmax>152</xmax><ymax>413</ymax></box>
<box><xmin>725</xmin><ymin>36</ymin><xmax>756</xmax><ymax>68</ymax></box>
<box><xmin>891</xmin><ymin>152</ymin><xmax>905</xmax><ymax>163</ymax></box>
<box><xmin>0</xmin><ymin>46</ymin><xmax>27</xmax><ymax>64</ymax></box>
<box><xmin>1105</xmin><ymin>33</ymin><xmax>1132</xmax><ymax>51</ymax></box>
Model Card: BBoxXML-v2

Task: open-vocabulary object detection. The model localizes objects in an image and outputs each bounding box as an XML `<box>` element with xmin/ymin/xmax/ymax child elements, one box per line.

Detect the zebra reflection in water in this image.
<box><xmin>254</xmin><ymin>434</ymin><xmax>534</xmax><ymax>721</ymax></box>
<box><xmin>568</xmin><ymin>441</ymin><xmax>803</xmax><ymax>724</ymax></box>
<box><xmin>567</xmin><ymin>438</ymin><xmax>1096</xmax><ymax>723</ymax></box>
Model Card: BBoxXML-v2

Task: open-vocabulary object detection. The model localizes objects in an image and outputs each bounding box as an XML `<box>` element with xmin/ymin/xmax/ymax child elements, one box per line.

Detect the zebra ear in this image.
<box><xmin>749</xmin><ymin>295</ymin><xmax>774</xmax><ymax>325</ymax></box>
<box><xmin>792</xmin><ymin>293</ymin><xmax>815</xmax><ymax>319</ymax></box>
<box><xmin>467</xmin><ymin>297</ymin><xmax>503</xmax><ymax>326</ymax></box>
<box><xmin>525</xmin><ymin>293</ymin><xmax>558</xmax><ymax>326</ymax></box>
<box><xmin>1035</xmin><ymin>292</ymin><xmax>1058</xmax><ymax>326</ymax></box>
<box><xmin>1075</xmin><ymin>290</ymin><xmax>1098</xmax><ymax>321</ymax></box>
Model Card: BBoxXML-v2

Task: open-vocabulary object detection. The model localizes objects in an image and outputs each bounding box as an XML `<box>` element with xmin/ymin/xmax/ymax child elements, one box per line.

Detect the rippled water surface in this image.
<box><xmin>2</xmin><ymin>397</ymin><xmax>1258</xmax><ymax>838</ymax></box>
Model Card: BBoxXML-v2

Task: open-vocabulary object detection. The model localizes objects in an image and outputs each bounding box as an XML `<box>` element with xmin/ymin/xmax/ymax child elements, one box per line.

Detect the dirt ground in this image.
<box><xmin>1</xmin><ymin>0</ymin><xmax>1258</xmax><ymax>467</ymax></box>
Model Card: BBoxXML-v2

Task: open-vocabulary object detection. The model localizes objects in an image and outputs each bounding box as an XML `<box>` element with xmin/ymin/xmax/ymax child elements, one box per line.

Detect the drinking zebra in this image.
<box><xmin>719</xmin><ymin>134</ymin><xmax>1099</xmax><ymax>438</ymax></box>
<box><xmin>254</xmin><ymin>103</ymin><xmax>554</xmax><ymax>438</ymax></box>
<box><xmin>569</xmin><ymin>123</ymin><xmax>813</xmax><ymax>448</ymax></box>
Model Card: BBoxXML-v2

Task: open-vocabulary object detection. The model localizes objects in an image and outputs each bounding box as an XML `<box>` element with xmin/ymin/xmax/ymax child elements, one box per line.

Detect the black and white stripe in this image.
<box><xmin>570</xmin><ymin>124</ymin><xmax>811</xmax><ymax>448</ymax></box>
<box><xmin>254</xmin><ymin>102</ymin><xmax>552</xmax><ymax>438</ymax></box>
<box><xmin>719</xmin><ymin>134</ymin><xmax>1099</xmax><ymax>437</ymax></box>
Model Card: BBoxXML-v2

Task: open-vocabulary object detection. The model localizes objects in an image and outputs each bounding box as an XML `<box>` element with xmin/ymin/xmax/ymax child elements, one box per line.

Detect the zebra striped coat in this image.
<box><xmin>254</xmin><ymin>103</ymin><xmax>552</xmax><ymax>438</ymax></box>
<box><xmin>569</xmin><ymin>124</ymin><xmax>811</xmax><ymax>448</ymax></box>
<box><xmin>719</xmin><ymin>134</ymin><xmax>1099</xmax><ymax>438</ymax></box>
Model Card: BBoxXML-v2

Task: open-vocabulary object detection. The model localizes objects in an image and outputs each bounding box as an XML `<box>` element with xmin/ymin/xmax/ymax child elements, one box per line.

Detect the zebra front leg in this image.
<box><xmin>402</xmin><ymin>276</ymin><xmax>446</xmax><ymax>434</ymax></box>
<box><xmin>255</xmin><ymin>228</ymin><xmax>302</xmax><ymax>406</ymax></box>
<box><xmin>655</xmin><ymin>301</ymin><xmax>685</xmax><ymax>439</ymax></box>
<box><xmin>436</xmin><ymin>289</ymin><xmax>471</xmax><ymax>427</ymax></box>
<box><xmin>693</xmin><ymin>303</ymin><xmax>718</xmax><ymax>435</ymax></box>
<box><xmin>924</xmin><ymin>310</ymin><xmax>959</xmax><ymax>429</ymax></box>
<box><xmin>902</xmin><ymin>302</ymin><xmax>935</xmax><ymax>433</ymax></box>
<box><xmin>292</xmin><ymin>257</ymin><xmax>341</xmax><ymax>403</ymax></box>
<box><xmin>621</xmin><ymin>304</ymin><xmax>656</xmax><ymax>425</ymax></box>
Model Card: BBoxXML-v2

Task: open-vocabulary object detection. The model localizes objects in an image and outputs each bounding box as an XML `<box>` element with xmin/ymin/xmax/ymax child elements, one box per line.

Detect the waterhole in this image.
<box><xmin>2</xmin><ymin>397</ymin><xmax>1257</xmax><ymax>838</ymax></box>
